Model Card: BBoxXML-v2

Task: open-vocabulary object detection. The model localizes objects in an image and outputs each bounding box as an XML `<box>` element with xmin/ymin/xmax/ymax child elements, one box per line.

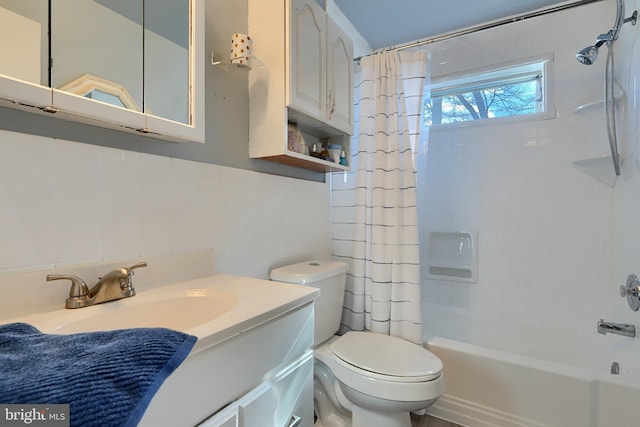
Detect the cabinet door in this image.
<box><xmin>50</xmin><ymin>0</ymin><xmax>146</xmax><ymax>130</ymax></box>
<box><xmin>198</xmin><ymin>403</ymin><xmax>238</xmax><ymax>427</ymax></box>
<box><xmin>326</xmin><ymin>16</ymin><xmax>353</xmax><ymax>135</ymax></box>
<box><xmin>238</xmin><ymin>352</ymin><xmax>314</xmax><ymax>427</ymax></box>
<box><xmin>0</xmin><ymin>1</ymin><xmax>52</xmax><ymax>108</ymax></box>
<box><xmin>289</xmin><ymin>0</ymin><xmax>326</xmax><ymax>122</ymax></box>
<box><xmin>51</xmin><ymin>0</ymin><xmax>144</xmax><ymax>110</ymax></box>
<box><xmin>0</xmin><ymin>0</ymin><xmax>203</xmax><ymax>143</ymax></box>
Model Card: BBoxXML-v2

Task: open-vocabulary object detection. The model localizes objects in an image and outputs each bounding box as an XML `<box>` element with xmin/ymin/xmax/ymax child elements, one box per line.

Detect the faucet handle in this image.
<box><xmin>47</xmin><ymin>274</ymin><xmax>91</xmax><ymax>309</ymax></box>
<box><xmin>118</xmin><ymin>261</ymin><xmax>147</xmax><ymax>296</ymax></box>
<box><xmin>125</xmin><ymin>261</ymin><xmax>147</xmax><ymax>275</ymax></box>
<box><xmin>621</xmin><ymin>274</ymin><xmax>640</xmax><ymax>311</ymax></box>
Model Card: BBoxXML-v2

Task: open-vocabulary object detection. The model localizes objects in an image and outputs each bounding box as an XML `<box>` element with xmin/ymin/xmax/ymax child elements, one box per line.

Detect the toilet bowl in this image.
<box><xmin>270</xmin><ymin>261</ymin><xmax>444</xmax><ymax>427</ymax></box>
<box><xmin>314</xmin><ymin>333</ymin><xmax>443</xmax><ymax>427</ymax></box>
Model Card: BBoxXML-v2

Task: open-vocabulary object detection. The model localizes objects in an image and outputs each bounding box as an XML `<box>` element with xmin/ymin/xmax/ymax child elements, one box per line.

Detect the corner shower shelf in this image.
<box><xmin>573</xmin><ymin>83</ymin><xmax>625</xmax><ymax>114</ymax></box>
<box><xmin>572</xmin><ymin>88</ymin><xmax>626</xmax><ymax>186</ymax></box>
<box><xmin>573</xmin><ymin>96</ymin><xmax>624</xmax><ymax>114</ymax></box>
<box><xmin>572</xmin><ymin>156</ymin><xmax>620</xmax><ymax>187</ymax></box>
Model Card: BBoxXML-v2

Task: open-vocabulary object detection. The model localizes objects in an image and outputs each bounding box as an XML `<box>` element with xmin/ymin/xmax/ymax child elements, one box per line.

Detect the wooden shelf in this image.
<box><xmin>264</xmin><ymin>151</ymin><xmax>349</xmax><ymax>173</ymax></box>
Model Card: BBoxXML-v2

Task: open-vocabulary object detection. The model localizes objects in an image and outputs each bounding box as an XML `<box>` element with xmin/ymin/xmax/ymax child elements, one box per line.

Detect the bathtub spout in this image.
<box><xmin>598</xmin><ymin>319</ymin><xmax>636</xmax><ymax>337</ymax></box>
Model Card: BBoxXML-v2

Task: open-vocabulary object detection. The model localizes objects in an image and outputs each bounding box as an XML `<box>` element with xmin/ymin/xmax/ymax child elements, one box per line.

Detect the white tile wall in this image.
<box><xmin>101</xmin><ymin>147</ymin><xmax>141</xmax><ymax>260</ymax></box>
<box><xmin>419</xmin><ymin>0</ymin><xmax>640</xmax><ymax>371</ymax></box>
<box><xmin>139</xmin><ymin>154</ymin><xmax>173</xmax><ymax>256</ymax></box>
<box><xmin>0</xmin><ymin>129</ymin><xmax>331</xmax><ymax>293</ymax></box>
<box><xmin>0</xmin><ymin>131</ymin><xmax>56</xmax><ymax>270</ymax></box>
<box><xmin>55</xmin><ymin>140</ymin><xmax>102</xmax><ymax>264</ymax></box>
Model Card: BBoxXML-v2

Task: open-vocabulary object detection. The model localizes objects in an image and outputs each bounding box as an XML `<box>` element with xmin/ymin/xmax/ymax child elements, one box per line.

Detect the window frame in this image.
<box><xmin>425</xmin><ymin>54</ymin><xmax>555</xmax><ymax>128</ymax></box>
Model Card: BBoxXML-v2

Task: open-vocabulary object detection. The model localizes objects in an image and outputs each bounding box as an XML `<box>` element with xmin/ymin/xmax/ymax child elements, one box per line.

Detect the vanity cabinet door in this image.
<box><xmin>288</xmin><ymin>0</ymin><xmax>326</xmax><ymax>123</ymax></box>
<box><xmin>238</xmin><ymin>352</ymin><xmax>314</xmax><ymax>427</ymax></box>
<box><xmin>198</xmin><ymin>404</ymin><xmax>238</xmax><ymax>427</ymax></box>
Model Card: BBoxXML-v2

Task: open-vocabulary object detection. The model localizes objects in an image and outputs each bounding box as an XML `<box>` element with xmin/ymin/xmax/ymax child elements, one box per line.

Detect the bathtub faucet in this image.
<box><xmin>597</xmin><ymin>319</ymin><xmax>636</xmax><ymax>338</ymax></box>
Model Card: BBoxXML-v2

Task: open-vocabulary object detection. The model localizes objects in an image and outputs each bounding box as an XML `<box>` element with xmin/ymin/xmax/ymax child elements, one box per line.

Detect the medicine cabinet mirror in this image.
<box><xmin>0</xmin><ymin>0</ymin><xmax>203</xmax><ymax>143</ymax></box>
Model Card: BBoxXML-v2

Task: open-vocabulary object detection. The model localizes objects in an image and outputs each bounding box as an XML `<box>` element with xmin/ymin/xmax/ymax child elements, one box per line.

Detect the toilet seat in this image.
<box><xmin>330</xmin><ymin>331</ymin><xmax>442</xmax><ymax>383</ymax></box>
<box><xmin>315</xmin><ymin>333</ymin><xmax>445</xmax><ymax>403</ymax></box>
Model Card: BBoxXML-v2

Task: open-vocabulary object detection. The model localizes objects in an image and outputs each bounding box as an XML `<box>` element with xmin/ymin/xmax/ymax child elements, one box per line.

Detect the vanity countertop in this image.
<box><xmin>3</xmin><ymin>271</ymin><xmax>320</xmax><ymax>426</ymax></box>
<box><xmin>4</xmin><ymin>273</ymin><xmax>319</xmax><ymax>355</ymax></box>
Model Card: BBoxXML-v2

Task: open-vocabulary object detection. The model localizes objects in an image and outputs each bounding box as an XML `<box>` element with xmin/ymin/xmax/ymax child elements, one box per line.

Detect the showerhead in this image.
<box><xmin>576</xmin><ymin>45</ymin><xmax>600</xmax><ymax>65</ymax></box>
<box><xmin>576</xmin><ymin>0</ymin><xmax>637</xmax><ymax>65</ymax></box>
<box><xmin>576</xmin><ymin>39</ymin><xmax>607</xmax><ymax>65</ymax></box>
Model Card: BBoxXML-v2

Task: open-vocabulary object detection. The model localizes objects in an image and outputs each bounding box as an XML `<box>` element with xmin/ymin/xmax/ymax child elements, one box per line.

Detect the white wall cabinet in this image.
<box><xmin>0</xmin><ymin>0</ymin><xmax>204</xmax><ymax>143</ymax></box>
<box><xmin>249</xmin><ymin>0</ymin><xmax>353</xmax><ymax>172</ymax></box>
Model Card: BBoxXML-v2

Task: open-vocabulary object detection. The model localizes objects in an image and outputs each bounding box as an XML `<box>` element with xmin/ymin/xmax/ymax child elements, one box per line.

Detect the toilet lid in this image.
<box><xmin>330</xmin><ymin>332</ymin><xmax>442</xmax><ymax>382</ymax></box>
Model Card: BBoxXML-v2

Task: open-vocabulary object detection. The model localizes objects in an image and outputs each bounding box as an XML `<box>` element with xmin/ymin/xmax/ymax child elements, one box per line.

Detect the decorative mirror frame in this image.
<box><xmin>58</xmin><ymin>73</ymin><xmax>141</xmax><ymax>112</ymax></box>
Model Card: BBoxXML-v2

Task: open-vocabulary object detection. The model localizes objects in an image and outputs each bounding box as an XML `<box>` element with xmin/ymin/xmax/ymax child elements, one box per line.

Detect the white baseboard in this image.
<box><xmin>426</xmin><ymin>394</ymin><xmax>547</xmax><ymax>427</ymax></box>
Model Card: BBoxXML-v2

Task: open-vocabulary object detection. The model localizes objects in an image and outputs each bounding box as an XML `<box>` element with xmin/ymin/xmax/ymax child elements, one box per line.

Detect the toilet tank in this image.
<box><xmin>270</xmin><ymin>261</ymin><xmax>348</xmax><ymax>345</ymax></box>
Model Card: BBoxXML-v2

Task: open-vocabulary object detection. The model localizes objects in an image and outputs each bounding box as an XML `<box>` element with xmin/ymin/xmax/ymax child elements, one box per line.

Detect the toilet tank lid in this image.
<box><xmin>270</xmin><ymin>260</ymin><xmax>348</xmax><ymax>284</ymax></box>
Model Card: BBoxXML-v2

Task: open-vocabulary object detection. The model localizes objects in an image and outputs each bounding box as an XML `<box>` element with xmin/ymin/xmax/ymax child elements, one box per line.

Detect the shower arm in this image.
<box><xmin>597</xmin><ymin>11</ymin><xmax>637</xmax><ymax>47</ymax></box>
<box><xmin>611</xmin><ymin>0</ymin><xmax>638</xmax><ymax>40</ymax></box>
<box><xmin>610</xmin><ymin>11</ymin><xmax>638</xmax><ymax>42</ymax></box>
<box><xmin>612</xmin><ymin>0</ymin><xmax>625</xmax><ymax>38</ymax></box>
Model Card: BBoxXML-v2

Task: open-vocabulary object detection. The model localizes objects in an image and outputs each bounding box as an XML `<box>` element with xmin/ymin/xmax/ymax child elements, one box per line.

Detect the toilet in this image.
<box><xmin>270</xmin><ymin>261</ymin><xmax>444</xmax><ymax>427</ymax></box>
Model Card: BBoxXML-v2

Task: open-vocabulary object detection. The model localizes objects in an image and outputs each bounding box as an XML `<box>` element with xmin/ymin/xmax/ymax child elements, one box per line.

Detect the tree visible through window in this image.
<box><xmin>424</xmin><ymin>61</ymin><xmax>547</xmax><ymax>126</ymax></box>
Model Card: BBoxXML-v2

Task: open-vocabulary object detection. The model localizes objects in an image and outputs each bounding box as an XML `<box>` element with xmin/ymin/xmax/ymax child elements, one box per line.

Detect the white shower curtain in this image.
<box><xmin>331</xmin><ymin>50</ymin><xmax>429</xmax><ymax>345</ymax></box>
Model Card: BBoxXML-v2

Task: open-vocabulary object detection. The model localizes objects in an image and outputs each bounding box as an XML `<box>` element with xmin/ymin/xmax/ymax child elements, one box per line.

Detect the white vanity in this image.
<box><xmin>1</xmin><ymin>253</ymin><xmax>319</xmax><ymax>427</ymax></box>
<box><xmin>138</xmin><ymin>275</ymin><xmax>318</xmax><ymax>427</ymax></box>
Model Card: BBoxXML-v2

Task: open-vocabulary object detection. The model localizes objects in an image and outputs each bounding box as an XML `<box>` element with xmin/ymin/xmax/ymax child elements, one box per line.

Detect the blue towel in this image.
<box><xmin>0</xmin><ymin>322</ymin><xmax>197</xmax><ymax>427</ymax></box>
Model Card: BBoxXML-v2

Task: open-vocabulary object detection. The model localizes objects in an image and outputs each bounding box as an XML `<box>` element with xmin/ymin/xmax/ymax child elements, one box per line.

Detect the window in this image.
<box><xmin>424</xmin><ymin>58</ymin><xmax>551</xmax><ymax>126</ymax></box>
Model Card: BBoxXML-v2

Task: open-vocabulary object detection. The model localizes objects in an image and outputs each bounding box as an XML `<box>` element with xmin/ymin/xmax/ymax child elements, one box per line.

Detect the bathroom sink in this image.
<box><xmin>11</xmin><ymin>284</ymin><xmax>238</xmax><ymax>338</ymax></box>
<box><xmin>49</xmin><ymin>294</ymin><xmax>237</xmax><ymax>334</ymax></box>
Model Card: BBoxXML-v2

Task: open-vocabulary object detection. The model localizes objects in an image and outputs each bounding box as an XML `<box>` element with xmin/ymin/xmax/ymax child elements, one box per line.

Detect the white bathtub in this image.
<box><xmin>424</xmin><ymin>337</ymin><xmax>640</xmax><ymax>427</ymax></box>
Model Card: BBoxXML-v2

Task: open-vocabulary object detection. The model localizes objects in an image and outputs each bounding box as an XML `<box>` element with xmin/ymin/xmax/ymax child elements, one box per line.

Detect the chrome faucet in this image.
<box><xmin>597</xmin><ymin>319</ymin><xmax>636</xmax><ymax>338</ymax></box>
<box><xmin>47</xmin><ymin>261</ymin><xmax>147</xmax><ymax>309</ymax></box>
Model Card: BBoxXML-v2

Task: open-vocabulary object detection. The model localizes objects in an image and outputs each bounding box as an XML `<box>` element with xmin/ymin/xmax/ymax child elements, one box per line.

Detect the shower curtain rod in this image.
<box><xmin>354</xmin><ymin>0</ymin><xmax>604</xmax><ymax>63</ymax></box>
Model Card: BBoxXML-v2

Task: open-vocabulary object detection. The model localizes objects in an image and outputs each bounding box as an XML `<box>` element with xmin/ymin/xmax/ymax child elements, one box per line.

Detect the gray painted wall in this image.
<box><xmin>0</xmin><ymin>0</ymin><xmax>325</xmax><ymax>182</ymax></box>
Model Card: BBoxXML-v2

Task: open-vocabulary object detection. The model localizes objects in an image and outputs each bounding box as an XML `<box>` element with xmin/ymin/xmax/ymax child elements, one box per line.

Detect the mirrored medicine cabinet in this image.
<box><xmin>0</xmin><ymin>0</ymin><xmax>204</xmax><ymax>143</ymax></box>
